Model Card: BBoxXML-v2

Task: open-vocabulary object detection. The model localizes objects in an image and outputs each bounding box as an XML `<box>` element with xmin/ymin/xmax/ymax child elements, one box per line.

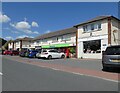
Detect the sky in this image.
<box><xmin>1</xmin><ymin>2</ymin><xmax>118</xmax><ymax>40</ymax></box>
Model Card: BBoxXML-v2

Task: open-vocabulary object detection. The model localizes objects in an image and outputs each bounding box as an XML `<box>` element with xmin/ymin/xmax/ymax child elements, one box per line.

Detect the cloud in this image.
<box><xmin>23</xmin><ymin>30</ymin><xmax>33</xmax><ymax>34</ymax></box>
<box><xmin>33</xmin><ymin>31</ymin><xmax>39</xmax><ymax>34</ymax></box>
<box><xmin>5</xmin><ymin>36</ymin><xmax>13</xmax><ymax>40</ymax></box>
<box><xmin>10</xmin><ymin>20</ymin><xmax>39</xmax><ymax>35</ymax></box>
<box><xmin>45</xmin><ymin>30</ymin><xmax>51</xmax><ymax>33</ymax></box>
<box><xmin>17</xmin><ymin>35</ymin><xmax>33</xmax><ymax>39</ymax></box>
<box><xmin>10</xmin><ymin>21</ymin><xmax>31</xmax><ymax>30</ymax></box>
<box><xmin>0</xmin><ymin>13</ymin><xmax>11</xmax><ymax>23</ymax></box>
<box><xmin>32</xmin><ymin>21</ymin><xmax>39</xmax><ymax>27</ymax></box>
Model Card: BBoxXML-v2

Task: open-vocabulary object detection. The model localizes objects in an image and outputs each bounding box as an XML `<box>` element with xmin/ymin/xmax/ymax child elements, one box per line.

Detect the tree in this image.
<box><xmin>0</xmin><ymin>38</ymin><xmax>7</xmax><ymax>48</ymax></box>
<box><xmin>2</xmin><ymin>40</ymin><xmax>13</xmax><ymax>50</ymax></box>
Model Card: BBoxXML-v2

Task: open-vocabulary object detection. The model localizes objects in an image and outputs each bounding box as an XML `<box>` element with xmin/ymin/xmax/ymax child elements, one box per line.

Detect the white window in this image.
<box><xmin>83</xmin><ymin>22</ymin><xmax>101</xmax><ymax>32</ymax></box>
<box><xmin>83</xmin><ymin>25</ymin><xmax>88</xmax><ymax>32</ymax></box>
<box><xmin>98</xmin><ymin>23</ymin><xmax>101</xmax><ymax>30</ymax></box>
<box><xmin>63</xmin><ymin>35</ymin><xmax>71</xmax><ymax>41</ymax></box>
<box><xmin>94</xmin><ymin>24</ymin><xmax>98</xmax><ymax>30</ymax></box>
<box><xmin>91</xmin><ymin>24</ymin><xmax>94</xmax><ymax>30</ymax></box>
<box><xmin>87</xmin><ymin>25</ymin><xmax>91</xmax><ymax>31</ymax></box>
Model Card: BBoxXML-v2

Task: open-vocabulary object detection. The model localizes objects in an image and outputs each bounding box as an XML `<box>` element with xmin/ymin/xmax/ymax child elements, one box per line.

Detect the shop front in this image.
<box><xmin>78</xmin><ymin>35</ymin><xmax>108</xmax><ymax>59</ymax></box>
<box><xmin>41</xmin><ymin>43</ymin><xmax>76</xmax><ymax>58</ymax></box>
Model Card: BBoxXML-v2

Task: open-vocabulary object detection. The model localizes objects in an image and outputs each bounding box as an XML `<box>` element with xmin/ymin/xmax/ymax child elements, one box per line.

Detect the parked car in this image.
<box><xmin>28</xmin><ymin>50</ymin><xmax>38</xmax><ymax>58</ymax></box>
<box><xmin>19</xmin><ymin>50</ymin><xmax>28</xmax><ymax>57</ymax></box>
<box><xmin>36</xmin><ymin>50</ymin><xmax>42</xmax><ymax>58</ymax></box>
<box><xmin>102</xmin><ymin>45</ymin><xmax>120</xmax><ymax>70</ymax></box>
<box><xmin>9</xmin><ymin>50</ymin><xmax>19</xmax><ymax>56</ymax></box>
<box><xmin>37</xmin><ymin>49</ymin><xmax>65</xmax><ymax>59</ymax></box>
<box><xmin>3</xmin><ymin>50</ymin><xmax>11</xmax><ymax>55</ymax></box>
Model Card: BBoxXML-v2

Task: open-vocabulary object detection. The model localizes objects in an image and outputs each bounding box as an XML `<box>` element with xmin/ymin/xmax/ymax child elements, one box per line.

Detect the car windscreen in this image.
<box><xmin>42</xmin><ymin>50</ymin><xmax>47</xmax><ymax>52</ymax></box>
<box><xmin>32</xmin><ymin>50</ymin><xmax>38</xmax><ymax>52</ymax></box>
<box><xmin>105</xmin><ymin>47</ymin><xmax>120</xmax><ymax>55</ymax></box>
<box><xmin>49</xmin><ymin>50</ymin><xmax>58</xmax><ymax>53</ymax></box>
<box><xmin>12</xmin><ymin>50</ymin><xmax>18</xmax><ymax>52</ymax></box>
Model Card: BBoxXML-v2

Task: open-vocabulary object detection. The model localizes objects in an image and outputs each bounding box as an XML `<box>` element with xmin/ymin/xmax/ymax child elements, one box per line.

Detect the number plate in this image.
<box><xmin>111</xmin><ymin>60</ymin><xmax>120</xmax><ymax>62</ymax></box>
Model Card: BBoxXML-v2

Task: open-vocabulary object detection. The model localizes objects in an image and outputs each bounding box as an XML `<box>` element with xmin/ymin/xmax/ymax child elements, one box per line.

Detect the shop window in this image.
<box><xmin>83</xmin><ymin>40</ymin><xmax>101</xmax><ymax>53</ymax></box>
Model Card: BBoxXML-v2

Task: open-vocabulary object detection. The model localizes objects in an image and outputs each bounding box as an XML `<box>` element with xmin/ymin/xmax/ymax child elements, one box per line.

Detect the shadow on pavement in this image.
<box><xmin>102</xmin><ymin>68</ymin><xmax>120</xmax><ymax>73</ymax></box>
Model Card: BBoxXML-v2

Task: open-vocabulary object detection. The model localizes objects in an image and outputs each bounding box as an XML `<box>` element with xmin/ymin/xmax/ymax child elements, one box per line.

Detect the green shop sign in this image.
<box><xmin>42</xmin><ymin>43</ymin><xmax>70</xmax><ymax>48</ymax></box>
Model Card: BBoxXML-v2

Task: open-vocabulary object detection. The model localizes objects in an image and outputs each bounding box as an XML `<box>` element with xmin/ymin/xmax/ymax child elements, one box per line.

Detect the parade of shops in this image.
<box><xmin>8</xmin><ymin>15</ymin><xmax>120</xmax><ymax>59</ymax></box>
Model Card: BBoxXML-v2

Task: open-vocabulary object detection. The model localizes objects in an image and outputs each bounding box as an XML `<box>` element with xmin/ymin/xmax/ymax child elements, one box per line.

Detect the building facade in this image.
<box><xmin>75</xmin><ymin>16</ymin><xmax>120</xmax><ymax>59</ymax></box>
<box><xmin>8</xmin><ymin>15</ymin><xmax>120</xmax><ymax>59</ymax></box>
<box><xmin>31</xmin><ymin>27</ymin><xmax>77</xmax><ymax>57</ymax></box>
<box><xmin>8</xmin><ymin>37</ymin><xmax>33</xmax><ymax>51</ymax></box>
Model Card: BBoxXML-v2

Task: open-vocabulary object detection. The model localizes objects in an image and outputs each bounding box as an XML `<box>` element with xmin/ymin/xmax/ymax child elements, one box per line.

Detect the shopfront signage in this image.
<box><xmin>41</xmin><ymin>43</ymin><xmax>72</xmax><ymax>48</ymax></box>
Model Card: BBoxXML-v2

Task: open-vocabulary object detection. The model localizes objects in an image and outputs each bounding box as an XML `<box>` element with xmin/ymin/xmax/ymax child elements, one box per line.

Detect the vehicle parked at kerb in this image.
<box><xmin>9</xmin><ymin>50</ymin><xmax>19</xmax><ymax>56</ymax></box>
<box><xmin>3</xmin><ymin>50</ymin><xmax>11</xmax><ymax>55</ymax></box>
<box><xmin>19</xmin><ymin>48</ymin><xmax>29</xmax><ymax>57</ymax></box>
<box><xmin>36</xmin><ymin>50</ymin><xmax>42</xmax><ymax>58</ymax></box>
<box><xmin>19</xmin><ymin>51</ymin><xmax>28</xmax><ymax>57</ymax></box>
<box><xmin>28</xmin><ymin>50</ymin><xmax>39</xmax><ymax>58</ymax></box>
<box><xmin>102</xmin><ymin>45</ymin><xmax>120</xmax><ymax>70</ymax></box>
<box><xmin>36</xmin><ymin>49</ymin><xmax>65</xmax><ymax>59</ymax></box>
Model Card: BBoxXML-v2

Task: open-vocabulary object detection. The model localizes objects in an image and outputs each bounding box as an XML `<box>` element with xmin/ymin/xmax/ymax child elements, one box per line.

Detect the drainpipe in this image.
<box><xmin>13</xmin><ymin>42</ymin><xmax>14</xmax><ymax>50</ymax></box>
<box><xmin>74</xmin><ymin>27</ymin><xmax>78</xmax><ymax>58</ymax></box>
<box><xmin>108</xmin><ymin>17</ymin><xmax>111</xmax><ymax>45</ymax></box>
<box><xmin>20</xmin><ymin>40</ymin><xmax>22</xmax><ymax>51</ymax></box>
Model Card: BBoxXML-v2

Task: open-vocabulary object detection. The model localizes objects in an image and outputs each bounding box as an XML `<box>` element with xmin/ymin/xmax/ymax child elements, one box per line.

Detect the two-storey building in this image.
<box><xmin>74</xmin><ymin>16</ymin><xmax>120</xmax><ymax>59</ymax></box>
<box><xmin>31</xmin><ymin>27</ymin><xmax>77</xmax><ymax>57</ymax></box>
<box><xmin>8</xmin><ymin>37</ymin><xmax>33</xmax><ymax>51</ymax></box>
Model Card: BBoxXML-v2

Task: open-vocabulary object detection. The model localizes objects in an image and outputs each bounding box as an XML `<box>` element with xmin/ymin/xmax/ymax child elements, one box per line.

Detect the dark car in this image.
<box><xmin>102</xmin><ymin>45</ymin><xmax>120</xmax><ymax>70</ymax></box>
<box><xmin>28</xmin><ymin>50</ymin><xmax>38</xmax><ymax>58</ymax></box>
<box><xmin>9</xmin><ymin>50</ymin><xmax>19</xmax><ymax>56</ymax></box>
<box><xmin>19</xmin><ymin>51</ymin><xmax>27</xmax><ymax>57</ymax></box>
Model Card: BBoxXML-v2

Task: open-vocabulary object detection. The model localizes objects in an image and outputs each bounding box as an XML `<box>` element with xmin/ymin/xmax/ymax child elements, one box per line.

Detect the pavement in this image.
<box><xmin>2</xmin><ymin>55</ymin><xmax>120</xmax><ymax>81</ymax></box>
<box><xmin>2</xmin><ymin>56</ymin><xmax>119</xmax><ymax>91</ymax></box>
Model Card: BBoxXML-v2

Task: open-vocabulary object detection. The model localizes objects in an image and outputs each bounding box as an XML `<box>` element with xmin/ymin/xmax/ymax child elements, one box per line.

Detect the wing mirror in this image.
<box><xmin>102</xmin><ymin>51</ymin><xmax>105</xmax><ymax>55</ymax></box>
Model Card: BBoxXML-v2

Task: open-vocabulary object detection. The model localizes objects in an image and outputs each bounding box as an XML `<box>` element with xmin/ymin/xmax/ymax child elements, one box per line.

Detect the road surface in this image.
<box><xmin>2</xmin><ymin>56</ymin><xmax>119</xmax><ymax>91</ymax></box>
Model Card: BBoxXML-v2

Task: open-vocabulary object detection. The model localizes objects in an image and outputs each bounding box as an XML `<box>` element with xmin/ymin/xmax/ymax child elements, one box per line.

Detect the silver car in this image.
<box><xmin>102</xmin><ymin>45</ymin><xmax>120</xmax><ymax>70</ymax></box>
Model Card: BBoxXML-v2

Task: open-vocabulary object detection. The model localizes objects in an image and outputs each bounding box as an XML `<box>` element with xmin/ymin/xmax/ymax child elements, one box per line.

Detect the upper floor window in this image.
<box><xmin>91</xmin><ymin>24</ymin><xmax>94</xmax><ymax>30</ymax></box>
<box><xmin>83</xmin><ymin>22</ymin><xmax>101</xmax><ymax>32</ymax></box>
<box><xmin>42</xmin><ymin>39</ymin><xmax>48</xmax><ymax>43</ymax></box>
<box><xmin>98</xmin><ymin>23</ymin><xmax>101</xmax><ymax>30</ymax></box>
<box><xmin>16</xmin><ymin>42</ymin><xmax>19</xmax><ymax>45</ymax></box>
<box><xmin>62</xmin><ymin>35</ymin><xmax>71</xmax><ymax>41</ymax></box>
<box><xmin>52</xmin><ymin>37</ymin><xmax>58</xmax><ymax>43</ymax></box>
<box><xmin>36</xmin><ymin>40</ymin><xmax>40</xmax><ymax>43</ymax></box>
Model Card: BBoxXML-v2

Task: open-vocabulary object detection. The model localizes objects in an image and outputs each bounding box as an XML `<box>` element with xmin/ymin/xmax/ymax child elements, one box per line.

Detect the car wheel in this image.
<box><xmin>34</xmin><ymin>55</ymin><xmax>36</xmax><ymax>58</ymax></box>
<box><xmin>61</xmin><ymin>55</ymin><xmax>65</xmax><ymax>59</ymax></box>
<box><xmin>48</xmin><ymin>55</ymin><xmax>52</xmax><ymax>59</ymax></box>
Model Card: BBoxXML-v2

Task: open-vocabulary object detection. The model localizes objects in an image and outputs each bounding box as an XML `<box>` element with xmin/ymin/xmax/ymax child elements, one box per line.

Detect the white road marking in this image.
<box><xmin>0</xmin><ymin>72</ymin><xmax>3</xmax><ymax>76</ymax></box>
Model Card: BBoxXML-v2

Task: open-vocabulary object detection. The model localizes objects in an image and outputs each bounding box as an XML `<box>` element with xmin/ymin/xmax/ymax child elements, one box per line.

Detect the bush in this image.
<box><xmin>69</xmin><ymin>47</ymin><xmax>75</xmax><ymax>54</ymax></box>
